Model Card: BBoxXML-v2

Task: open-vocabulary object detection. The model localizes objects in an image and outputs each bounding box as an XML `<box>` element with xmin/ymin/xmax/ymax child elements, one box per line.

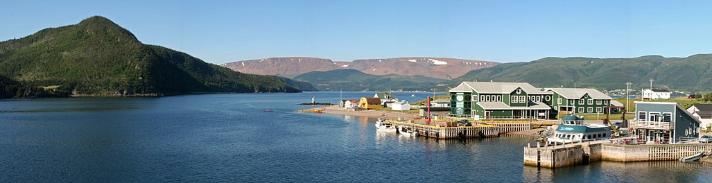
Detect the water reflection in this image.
<box><xmin>523</xmin><ymin>160</ymin><xmax>712</xmax><ymax>182</ymax></box>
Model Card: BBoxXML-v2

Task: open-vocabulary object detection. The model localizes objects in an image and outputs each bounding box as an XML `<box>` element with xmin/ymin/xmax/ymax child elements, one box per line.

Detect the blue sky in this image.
<box><xmin>2</xmin><ymin>1</ymin><xmax>711</xmax><ymax>64</ymax></box>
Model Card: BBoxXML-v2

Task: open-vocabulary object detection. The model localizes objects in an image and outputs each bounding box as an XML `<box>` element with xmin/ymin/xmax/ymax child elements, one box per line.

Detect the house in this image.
<box><xmin>642</xmin><ymin>88</ymin><xmax>671</xmax><ymax>100</ymax></box>
<box><xmin>449</xmin><ymin>81</ymin><xmax>553</xmax><ymax>120</ymax></box>
<box><xmin>374</xmin><ymin>92</ymin><xmax>394</xmax><ymax>100</ymax></box>
<box><xmin>341</xmin><ymin>99</ymin><xmax>358</xmax><ymax>109</ymax></box>
<box><xmin>687</xmin><ymin>104</ymin><xmax>712</xmax><ymax>130</ymax></box>
<box><xmin>374</xmin><ymin>91</ymin><xmax>396</xmax><ymax>105</ymax></box>
<box><xmin>632</xmin><ymin>102</ymin><xmax>700</xmax><ymax>144</ymax></box>
<box><xmin>358</xmin><ymin>97</ymin><xmax>382</xmax><ymax>110</ymax></box>
<box><xmin>390</xmin><ymin>100</ymin><xmax>411</xmax><ymax>111</ymax></box>
<box><xmin>609</xmin><ymin>100</ymin><xmax>625</xmax><ymax>114</ymax></box>
<box><xmin>548</xmin><ymin>88</ymin><xmax>613</xmax><ymax>115</ymax></box>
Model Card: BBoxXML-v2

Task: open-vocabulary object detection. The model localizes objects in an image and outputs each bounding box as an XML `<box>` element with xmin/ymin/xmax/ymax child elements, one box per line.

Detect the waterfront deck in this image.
<box><xmin>381</xmin><ymin>119</ymin><xmax>534</xmax><ymax>139</ymax></box>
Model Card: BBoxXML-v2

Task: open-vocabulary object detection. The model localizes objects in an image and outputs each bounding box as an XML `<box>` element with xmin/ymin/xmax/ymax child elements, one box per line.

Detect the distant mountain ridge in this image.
<box><xmin>294</xmin><ymin>69</ymin><xmax>448</xmax><ymax>91</ymax></box>
<box><xmin>223</xmin><ymin>57</ymin><xmax>496</xmax><ymax>79</ymax></box>
<box><xmin>454</xmin><ymin>54</ymin><xmax>712</xmax><ymax>91</ymax></box>
<box><xmin>0</xmin><ymin>16</ymin><xmax>314</xmax><ymax>98</ymax></box>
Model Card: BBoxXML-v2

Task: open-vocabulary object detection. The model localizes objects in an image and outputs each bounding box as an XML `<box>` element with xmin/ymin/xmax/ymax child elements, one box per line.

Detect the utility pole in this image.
<box><xmin>626</xmin><ymin>82</ymin><xmax>632</xmax><ymax>113</ymax></box>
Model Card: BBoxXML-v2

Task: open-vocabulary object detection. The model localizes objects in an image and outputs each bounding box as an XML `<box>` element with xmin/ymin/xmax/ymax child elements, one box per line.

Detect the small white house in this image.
<box><xmin>341</xmin><ymin>99</ymin><xmax>358</xmax><ymax>109</ymax></box>
<box><xmin>688</xmin><ymin>104</ymin><xmax>712</xmax><ymax>130</ymax></box>
<box><xmin>390</xmin><ymin>100</ymin><xmax>411</xmax><ymax>111</ymax></box>
<box><xmin>642</xmin><ymin>88</ymin><xmax>671</xmax><ymax>100</ymax></box>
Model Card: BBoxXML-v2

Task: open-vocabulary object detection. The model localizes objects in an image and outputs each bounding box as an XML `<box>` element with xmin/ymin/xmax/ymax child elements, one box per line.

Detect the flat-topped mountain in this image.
<box><xmin>224</xmin><ymin>57</ymin><xmax>496</xmax><ymax>79</ymax></box>
<box><xmin>0</xmin><ymin>16</ymin><xmax>313</xmax><ymax>98</ymax></box>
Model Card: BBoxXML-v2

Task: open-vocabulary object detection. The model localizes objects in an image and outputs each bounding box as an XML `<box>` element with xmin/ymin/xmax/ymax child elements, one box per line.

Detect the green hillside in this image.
<box><xmin>455</xmin><ymin>55</ymin><xmax>712</xmax><ymax>91</ymax></box>
<box><xmin>0</xmin><ymin>16</ymin><xmax>313</xmax><ymax>98</ymax></box>
<box><xmin>294</xmin><ymin>69</ymin><xmax>448</xmax><ymax>91</ymax></box>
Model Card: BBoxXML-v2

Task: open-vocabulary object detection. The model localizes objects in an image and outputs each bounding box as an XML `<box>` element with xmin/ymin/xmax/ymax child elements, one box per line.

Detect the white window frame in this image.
<box><xmin>587</xmin><ymin>99</ymin><xmax>593</xmax><ymax>105</ymax></box>
<box><xmin>596</xmin><ymin>107</ymin><xmax>602</xmax><ymax>113</ymax></box>
<box><xmin>638</xmin><ymin>111</ymin><xmax>647</xmax><ymax>122</ymax></box>
<box><xmin>662</xmin><ymin>112</ymin><xmax>673</xmax><ymax>122</ymax></box>
<box><xmin>603</xmin><ymin>100</ymin><xmax>608</xmax><ymax>105</ymax></box>
<box><xmin>578</xmin><ymin>107</ymin><xmax>584</xmax><ymax>113</ymax></box>
<box><xmin>472</xmin><ymin>95</ymin><xmax>478</xmax><ymax>102</ymax></box>
<box><xmin>480</xmin><ymin>95</ymin><xmax>485</xmax><ymax>102</ymax></box>
<box><xmin>579</xmin><ymin>99</ymin><xmax>585</xmax><ymax>105</ymax></box>
<box><xmin>497</xmin><ymin>95</ymin><xmax>502</xmax><ymax>102</ymax></box>
<box><xmin>649</xmin><ymin>112</ymin><xmax>661</xmax><ymax>124</ymax></box>
<box><xmin>596</xmin><ymin>100</ymin><xmax>602</xmax><ymax>105</ymax></box>
<box><xmin>587</xmin><ymin>107</ymin><xmax>593</xmax><ymax>113</ymax></box>
<box><xmin>557</xmin><ymin>98</ymin><xmax>562</xmax><ymax>105</ymax></box>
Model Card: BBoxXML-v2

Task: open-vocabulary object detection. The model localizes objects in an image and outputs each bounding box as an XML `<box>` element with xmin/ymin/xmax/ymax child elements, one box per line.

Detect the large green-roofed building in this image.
<box><xmin>449</xmin><ymin>82</ymin><xmax>554</xmax><ymax>119</ymax></box>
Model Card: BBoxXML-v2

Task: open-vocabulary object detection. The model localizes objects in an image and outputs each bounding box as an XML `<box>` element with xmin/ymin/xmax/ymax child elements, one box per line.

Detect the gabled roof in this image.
<box><xmin>361</xmin><ymin>97</ymin><xmax>381</xmax><ymax>104</ymax></box>
<box><xmin>610</xmin><ymin>100</ymin><xmax>624</xmax><ymax>107</ymax></box>
<box><xmin>450</xmin><ymin>81</ymin><xmax>551</xmax><ymax>94</ymax></box>
<box><xmin>476</xmin><ymin>101</ymin><xmax>551</xmax><ymax>110</ymax></box>
<box><xmin>692</xmin><ymin>104</ymin><xmax>712</xmax><ymax>113</ymax></box>
<box><xmin>547</xmin><ymin>88</ymin><xmax>612</xmax><ymax>100</ymax></box>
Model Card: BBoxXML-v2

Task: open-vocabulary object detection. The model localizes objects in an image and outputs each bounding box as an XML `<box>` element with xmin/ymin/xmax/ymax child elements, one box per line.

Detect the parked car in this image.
<box><xmin>699</xmin><ymin>135</ymin><xmax>712</xmax><ymax>143</ymax></box>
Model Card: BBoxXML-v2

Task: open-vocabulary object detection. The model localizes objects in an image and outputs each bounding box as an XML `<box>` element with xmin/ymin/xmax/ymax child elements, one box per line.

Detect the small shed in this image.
<box><xmin>390</xmin><ymin>100</ymin><xmax>411</xmax><ymax>111</ymax></box>
<box><xmin>359</xmin><ymin>97</ymin><xmax>382</xmax><ymax>110</ymax></box>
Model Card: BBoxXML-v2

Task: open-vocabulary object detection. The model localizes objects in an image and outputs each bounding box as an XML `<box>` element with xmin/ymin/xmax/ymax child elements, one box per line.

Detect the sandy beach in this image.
<box><xmin>305</xmin><ymin>105</ymin><xmax>420</xmax><ymax>120</ymax></box>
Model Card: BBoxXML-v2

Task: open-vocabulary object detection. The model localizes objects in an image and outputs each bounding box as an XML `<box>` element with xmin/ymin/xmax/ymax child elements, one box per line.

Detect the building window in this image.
<box><xmin>535</xmin><ymin>96</ymin><xmax>541</xmax><ymax>102</ymax></box>
<box><xmin>587</xmin><ymin>107</ymin><xmax>593</xmax><ymax>113</ymax></box>
<box><xmin>662</xmin><ymin>112</ymin><xmax>672</xmax><ymax>122</ymax></box>
<box><xmin>557</xmin><ymin>98</ymin><xmax>562</xmax><ymax>105</ymax></box>
<box><xmin>485</xmin><ymin>95</ymin><xmax>490</xmax><ymax>102</ymax></box>
<box><xmin>638</xmin><ymin>111</ymin><xmax>647</xmax><ymax>121</ymax></box>
<box><xmin>579</xmin><ymin>99</ymin><xmax>585</xmax><ymax>105</ymax></box>
<box><xmin>578</xmin><ymin>107</ymin><xmax>584</xmax><ymax>113</ymax></box>
<box><xmin>497</xmin><ymin>95</ymin><xmax>502</xmax><ymax>102</ymax></box>
<box><xmin>596</xmin><ymin>100</ymin><xmax>602</xmax><ymax>105</ymax></box>
<box><xmin>587</xmin><ymin>99</ymin><xmax>593</xmax><ymax>105</ymax></box>
<box><xmin>596</xmin><ymin>107</ymin><xmax>602</xmax><ymax>113</ymax></box>
<box><xmin>521</xmin><ymin>96</ymin><xmax>527</xmax><ymax>103</ymax></box>
<box><xmin>603</xmin><ymin>100</ymin><xmax>608</xmax><ymax>105</ymax></box>
<box><xmin>545</xmin><ymin>96</ymin><xmax>551</xmax><ymax>101</ymax></box>
<box><xmin>649</xmin><ymin>112</ymin><xmax>661</xmax><ymax>122</ymax></box>
<box><xmin>472</xmin><ymin>95</ymin><xmax>478</xmax><ymax>102</ymax></box>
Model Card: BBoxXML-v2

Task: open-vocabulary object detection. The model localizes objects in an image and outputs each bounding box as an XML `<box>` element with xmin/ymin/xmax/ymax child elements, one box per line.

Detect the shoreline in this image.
<box><xmin>302</xmin><ymin>105</ymin><xmax>546</xmax><ymax>137</ymax></box>
<box><xmin>308</xmin><ymin>105</ymin><xmax>419</xmax><ymax>120</ymax></box>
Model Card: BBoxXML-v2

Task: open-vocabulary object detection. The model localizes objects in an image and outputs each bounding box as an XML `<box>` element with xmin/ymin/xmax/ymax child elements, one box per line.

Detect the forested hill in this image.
<box><xmin>294</xmin><ymin>69</ymin><xmax>447</xmax><ymax>91</ymax></box>
<box><xmin>455</xmin><ymin>55</ymin><xmax>712</xmax><ymax>91</ymax></box>
<box><xmin>0</xmin><ymin>16</ymin><xmax>314</xmax><ymax>98</ymax></box>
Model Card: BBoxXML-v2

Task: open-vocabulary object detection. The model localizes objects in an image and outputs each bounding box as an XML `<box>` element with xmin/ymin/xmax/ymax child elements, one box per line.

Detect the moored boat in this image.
<box><xmin>375</xmin><ymin>119</ymin><xmax>397</xmax><ymax>133</ymax></box>
<box><xmin>679</xmin><ymin>152</ymin><xmax>705</xmax><ymax>162</ymax></box>
<box><xmin>398</xmin><ymin>126</ymin><xmax>415</xmax><ymax>137</ymax></box>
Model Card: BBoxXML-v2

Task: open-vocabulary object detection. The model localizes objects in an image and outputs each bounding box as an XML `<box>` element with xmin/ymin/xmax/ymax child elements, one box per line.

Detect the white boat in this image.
<box><xmin>375</xmin><ymin>119</ymin><xmax>397</xmax><ymax>133</ymax></box>
<box><xmin>679</xmin><ymin>152</ymin><xmax>705</xmax><ymax>162</ymax></box>
<box><xmin>398</xmin><ymin>126</ymin><xmax>416</xmax><ymax>137</ymax></box>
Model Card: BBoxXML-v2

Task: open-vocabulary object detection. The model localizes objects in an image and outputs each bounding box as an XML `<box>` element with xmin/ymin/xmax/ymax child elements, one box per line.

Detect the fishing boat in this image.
<box><xmin>679</xmin><ymin>152</ymin><xmax>705</xmax><ymax>163</ymax></box>
<box><xmin>375</xmin><ymin>119</ymin><xmax>396</xmax><ymax>133</ymax></box>
<box><xmin>398</xmin><ymin>126</ymin><xmax>416</xmax><ymax>137</ymax></box>
<box><xmin>547</xmin><ymin>115</ymin><xmax>611</xmax><ymax>144</ymax></box>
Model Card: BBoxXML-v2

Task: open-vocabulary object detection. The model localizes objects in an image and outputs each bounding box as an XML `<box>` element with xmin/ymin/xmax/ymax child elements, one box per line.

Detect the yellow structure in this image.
<box><xmin>359</xmin><ymin>97</ymin><xmax>382</xmax><ymax>110</ymax></box>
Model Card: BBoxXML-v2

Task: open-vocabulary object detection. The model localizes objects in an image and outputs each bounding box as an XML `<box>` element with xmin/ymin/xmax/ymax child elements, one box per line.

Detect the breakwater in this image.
<box><xmin>524</xmin><ymin>142</ymin><xmax>712</xmax><ymax>168</ymax></box>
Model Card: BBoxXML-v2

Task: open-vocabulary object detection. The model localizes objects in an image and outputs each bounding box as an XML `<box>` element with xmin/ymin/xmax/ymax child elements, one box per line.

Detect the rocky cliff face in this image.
<box><xmin>224</xmin><ymin>57</ymin><xmax>496</xmax><ymax>79</ymax></box>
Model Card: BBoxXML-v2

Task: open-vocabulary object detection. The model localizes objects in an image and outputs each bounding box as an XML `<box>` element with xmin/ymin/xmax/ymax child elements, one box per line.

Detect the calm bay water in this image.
<box><xmin>1</xmin><ymin>92</ymin><xmax>711</xmax><ymax>182</ymax></box>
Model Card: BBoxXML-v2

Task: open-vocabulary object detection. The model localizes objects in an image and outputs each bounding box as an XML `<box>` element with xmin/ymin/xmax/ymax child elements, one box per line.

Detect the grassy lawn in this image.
<box><xmin>614</xmin><ymin>97</ymin><xmax>709</xmax><ymax>111</ymax></box>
